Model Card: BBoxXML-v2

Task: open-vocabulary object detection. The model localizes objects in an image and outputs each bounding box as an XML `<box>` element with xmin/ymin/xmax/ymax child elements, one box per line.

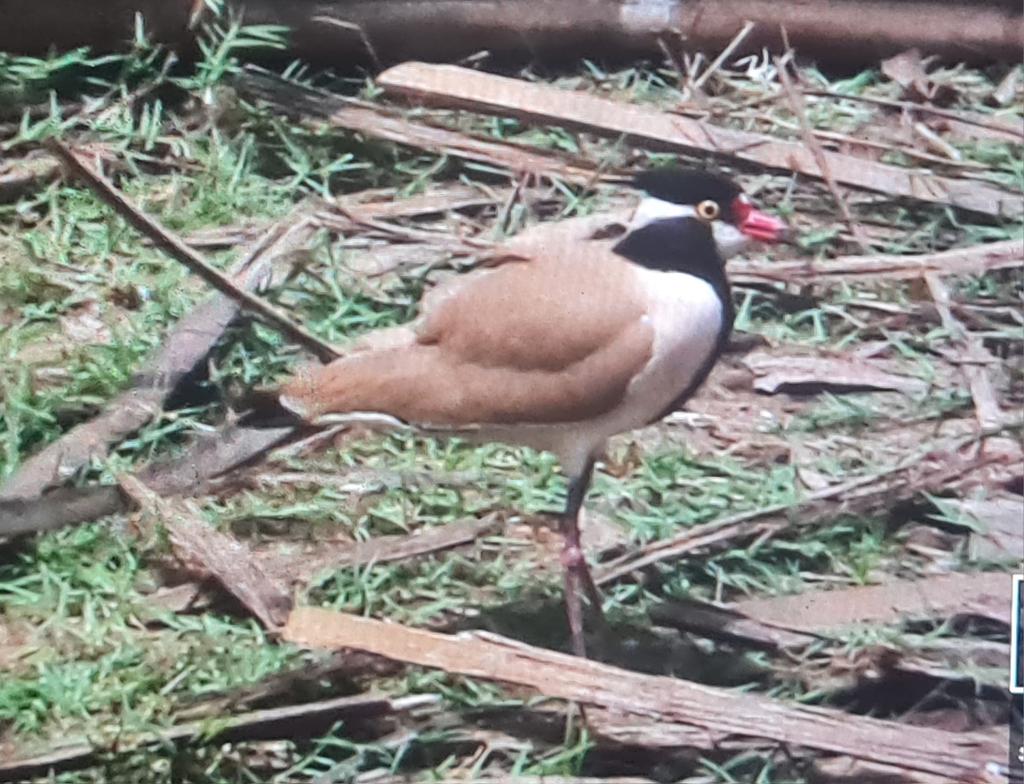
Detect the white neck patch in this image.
<box><xmin>629</xmin><ymin>197</ymin><xmax>750</xmax><ymax>259</ymax></box>
<box><xmin>629</xmin><ymin>197</ymin><xmax>694</xmax><ymax>230</ymax></box>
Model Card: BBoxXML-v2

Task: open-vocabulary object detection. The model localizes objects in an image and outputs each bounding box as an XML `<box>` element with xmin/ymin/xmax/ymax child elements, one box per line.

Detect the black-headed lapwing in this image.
<box><xmin>246</xmin><ymin>168</ymin><xmax>788</xmax><ymax>657</ymax></box>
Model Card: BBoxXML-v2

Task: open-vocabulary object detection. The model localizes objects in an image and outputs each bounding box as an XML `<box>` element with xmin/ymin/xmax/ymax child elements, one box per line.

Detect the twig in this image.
<box><xmin>730</xmin><ymin>238</ymin><xmax>1022</xmax><ymax>285</ymax></box>
<box><xmin>257</xmin><ymin>514</ymin><xmax>503</xmax><ymax>586</ymax></box>
<box><xmin>776</xmin><ymin>56</ymin><xmax>870</xmax><ymax>252</ymax></box>
<box><xmin>802</xmin><ymin>88</ymin><xmax>1024</xmax><ymax>141</ymax></box>
<box><xmin>757</xmin><ymin>117</ymin><xmax>983</xmax><ymax>170</ymax></box>
<box><xmin>184</xmin><ymin>183</ymin><xmax>504</xmax><ymax>250</ymax></box>
<box><xmin>283</xmin><ymin>608</ymin><xmax>1001</xmax><ymax>780</ymax></box>
<box><xmin>924</xmin><ymin>272</ymin><xmax>1005</xmax><ymax>431</ymax></box>
<box><xmin>595</xmin><ymin>439</ymin><xmax>1005</xmax><ymax>586</ymax></box>
<box><xmin>46</xmin><ymin>140</ymin><xmax>341</xmax><ymax>363</ymax></box>
<box><xmin>325</xmin><ymin>204</ymin><xmax>492</xmax><ymax>252</ymax></box>
<box><xmin>692</xmin><ymin>20</ymin><xmax>756</xmax><ymax>90</ymax></box>
<box><xmin>312</xmin><ymin>15</ymin><xmax>383</xmax><ymax>72</ymax></box>
<box><xmin>656</xmin><ymin>34</ymin><xmax>688</xmax><ymax>91</ymax></box>
<box><xmin>0</xmin><ymin>692</ymin><xmax>435</xmax><ymax>782</ymax></box>
<box><xmin>912</xmin><ymin>121</ymin><xmax>962</xmax><ymax>161</ymax></box>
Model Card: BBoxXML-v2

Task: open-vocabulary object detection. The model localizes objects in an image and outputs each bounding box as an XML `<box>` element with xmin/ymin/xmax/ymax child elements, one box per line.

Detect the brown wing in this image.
<box><xmin>279</xmin><ymin>236</ymin><xmax>653</xmax><ymax>426</ymax></box>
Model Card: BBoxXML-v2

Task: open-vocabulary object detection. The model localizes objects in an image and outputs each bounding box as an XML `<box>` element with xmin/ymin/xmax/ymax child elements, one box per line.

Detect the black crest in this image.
<box><xmin>634</xmin><ymin>168</ymin><xmax>743</xmax><ymax>222</ymax></box>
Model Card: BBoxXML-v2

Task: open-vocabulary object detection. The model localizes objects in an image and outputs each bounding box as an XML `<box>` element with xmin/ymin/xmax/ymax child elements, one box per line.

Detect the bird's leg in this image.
<box><xmin>561</xmin><ymin>556</ymin><xmax>586</xmax><ymax>659</ymax></box>
<box><xmin>560</xmin><ymin>460</ymin><xmax>607</xmax><ymax>657</ymax></box>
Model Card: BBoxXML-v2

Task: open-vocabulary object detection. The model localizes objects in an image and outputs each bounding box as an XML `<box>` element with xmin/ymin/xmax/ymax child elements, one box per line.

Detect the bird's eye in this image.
<box><xmin>696</xmin><ymin>200</ymin><xmax>720</xmax><ymax>221</ymax></box>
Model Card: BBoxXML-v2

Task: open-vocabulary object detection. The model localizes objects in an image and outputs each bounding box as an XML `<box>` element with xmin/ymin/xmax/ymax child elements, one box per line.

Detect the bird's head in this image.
<box><xmin>629</xmin><ymin>168</ymin><xmax>789</xmax><ymax>260</ymax></box>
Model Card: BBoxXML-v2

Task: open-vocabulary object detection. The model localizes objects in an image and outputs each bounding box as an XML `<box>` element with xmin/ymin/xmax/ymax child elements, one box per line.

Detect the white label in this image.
<box><xmin>1012</xmin><ymin>574</ymin><xmax>1023</xmax><ymax>694</ymax></box>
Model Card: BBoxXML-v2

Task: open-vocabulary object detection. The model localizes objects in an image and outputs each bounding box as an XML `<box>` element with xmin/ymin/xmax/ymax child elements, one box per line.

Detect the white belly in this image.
<box><xmin>493</xmin><ymin>268</ymin><xmax>725</xmax><ymax>476</ymax></box>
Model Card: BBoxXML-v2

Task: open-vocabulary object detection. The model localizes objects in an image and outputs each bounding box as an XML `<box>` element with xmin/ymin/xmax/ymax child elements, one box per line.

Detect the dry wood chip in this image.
<box><xmin>732</xmin><ymin>572</ymin><xmax>1011</xmax><ymax>632</ymax></box>
<box><xmin>991</xmin><ymin>68</ymin><xmax>1021</xmax><ymax>107</ymax></box>
<box><xmin>881</xmin><ymin>48</ymin><xmax>956</xmax><ymax>104</ymax></box>
<box><xmin>941</xmin><ymin>496</ymin><xmax>1023</xmax><ymax>563</ymax></box>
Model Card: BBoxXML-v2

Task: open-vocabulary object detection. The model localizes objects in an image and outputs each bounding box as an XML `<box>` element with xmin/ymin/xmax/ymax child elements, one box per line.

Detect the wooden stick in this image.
<box><xmin>5</xmin><ymin>1</ymin><xmax>1023</xmax><ymax>67</ymax></box>
<box><xmin>776</xmin><ymin>57</ymin><xmax>870</xmax><ymax>252</ymax></box>
<box><xmin>0</xmin><ymin>425</ymin><xmax>293</xmax><ymax>539</ymax></box>
<box><xmin>0</xmin><ymin>213</ymin><xmax>312</xmax><ymax>501</ymax></box>
<box><xmin>802</xmin><ymin>88</ymin><xmax>1024</xmax><ymax>142</ymax></box>
<box><xmin>46</xmin><ymin>140</ymin><xmax>341</xmax><ymax>363</ymax></box>
<box><xmin>692</xmin><ymin>20</ymin><xmax>756</xmax><ymax>90</ymax></box>
<box><xmin>924</xmin><ymin>272</ymin><xmax>1005</xmax><ymax>431</ymax></box>
<box><xmin>283</xmin><ymin>607</ymin><xmax>1001</xmax><ymax>780</ymax></box>
<box><xmin>377</xmin><ymin>62</ymin><xmax>1020</xmax><ymax>218</ymax></box>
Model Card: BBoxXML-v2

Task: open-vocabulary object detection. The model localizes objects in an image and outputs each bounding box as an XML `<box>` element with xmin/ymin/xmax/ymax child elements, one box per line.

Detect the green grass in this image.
<box><xmin>0</xmin><ymin>13</ymin><xmax>1020</xmax><ymax>783</ymax></box>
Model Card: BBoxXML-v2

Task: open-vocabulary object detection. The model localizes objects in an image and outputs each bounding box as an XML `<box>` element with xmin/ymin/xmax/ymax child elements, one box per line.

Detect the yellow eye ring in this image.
<box><xmin>696</xmin><ymin>200</ymin><xmax>720</xmax><ymax>221</ymax></box>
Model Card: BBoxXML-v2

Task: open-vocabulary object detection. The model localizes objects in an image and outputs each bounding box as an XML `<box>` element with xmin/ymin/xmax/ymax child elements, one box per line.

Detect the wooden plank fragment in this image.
<box><xmin>378</xmin><ymin>62</ymin><xmax>1021</xmax><ymax>218</ymax></box>
<box><xmin>283</xmin><ymin>607</ymin><xmax>1001</xmax><ymax>780</ymax></box>
<box><xmin>649</xmin><ymin>599</ymin><xmax>820</xmax><ymax>650</ymax></box>
<box><xmin>0</xmin><ymin>425</ymin><xmax>294</xmax><ymax>540</ymax></box>
<box><xmin>742</xmin><ymin>351</ymin><xmax>929</xmax><ymax>396</ymax></box>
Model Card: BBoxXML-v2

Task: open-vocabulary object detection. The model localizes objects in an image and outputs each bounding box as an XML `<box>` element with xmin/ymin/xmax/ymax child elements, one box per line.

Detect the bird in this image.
<box><xmin>243</xmin><ymin>167</ymin><xmax>788</xmax><ymax>657</ymax></box>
